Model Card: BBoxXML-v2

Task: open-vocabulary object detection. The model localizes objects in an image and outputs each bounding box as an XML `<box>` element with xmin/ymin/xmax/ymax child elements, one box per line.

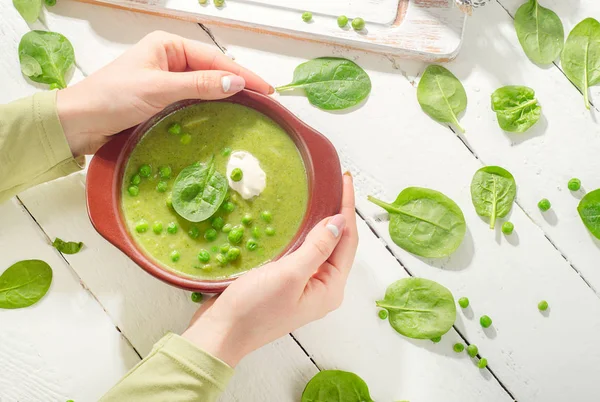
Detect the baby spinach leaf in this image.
<box><xmin>514</xmin><ymin>0</ymin><xmax>564</xmax><ymax>65</ymax></box>
<box><xmin>172</xmin><ymin>156</ymin><xmax>228</xmax><ymax>223</ymax></box>
<box><xmin>417</xmin><ymin>65</ymin><xmax>467</xmax><ymax>133</ymax></box>
<box><xmin>52</xmin><ymin>238</ymin><xmax>84</xmax><ymax>254</ymax></box>
<box><xmin>0</xmin><ymin>260</ymin><xmax>53</xmax><ymax>309</ymax></box>
<box><xmin>301</xmin><ymin>370</ymin><xmax>374</xmax><ymax>402</ymax></box>
<box><xmin>18</xmin><ymin>30</ymin><xmax>75</xmax><ymax>89</ymax></box>
<box><xmin>470</xmin><ymin>166</ymin><xmax>516</xmax><ymax>229</ymax></box>
<box><xmin>578</xmin><ymin>189</ymin><xmax>600</xmax><ymax>239</ymax></box>
<box><xmin>13</xmin><ymin>0</ymin><xmax>42</xmax><ymax>23</ymax></box>
<box><xmin>561</xmin><ymin>18</ymin><xmax>600</xmax><ymax>109</ymax></box>
<box><xmin>368</xmin><ymin>187</ymin><xmax>466</xmax><ymax>258</ymax></box>
<box><xmin>491</xmin><ymin>85</ymin><xmax>541</xmax><ymax>132</ymax></box>
<box><xmin>275</xmin><ymin>57</ymin><xmax>371</xmax><ymax>111</ymax></box>
<box><xmin>376</xmin><ymin>277</ymin><xmax>456</xmax><ymax>339</ymax></box>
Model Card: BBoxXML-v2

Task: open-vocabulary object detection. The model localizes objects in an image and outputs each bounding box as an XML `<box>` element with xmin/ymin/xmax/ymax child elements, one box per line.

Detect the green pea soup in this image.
<box><xmin>121</xmin><ymin>102</ymin><xmax>308</xmax><ymax>280</ymax></box>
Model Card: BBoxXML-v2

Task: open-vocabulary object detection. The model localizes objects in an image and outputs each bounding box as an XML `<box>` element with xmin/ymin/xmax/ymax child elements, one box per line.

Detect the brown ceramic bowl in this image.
<box><xmin>86</xmin><ymin>90</ymin><xmax>342</xmax><ymax>293</ymax></box>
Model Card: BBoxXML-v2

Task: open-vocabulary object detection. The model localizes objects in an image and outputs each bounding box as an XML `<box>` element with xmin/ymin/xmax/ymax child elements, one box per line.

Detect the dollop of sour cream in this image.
<box><xmin>226</xmin><ymin>151</ymin><xmax>266</xmax><ymax>199</ymax></box>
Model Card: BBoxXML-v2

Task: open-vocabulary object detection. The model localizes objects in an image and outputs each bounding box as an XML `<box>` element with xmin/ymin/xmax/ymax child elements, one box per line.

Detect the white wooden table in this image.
<box><xmin>1</xmin><ymin>1</ymin><xmax>600</xmax><ymax>401</ymax></box>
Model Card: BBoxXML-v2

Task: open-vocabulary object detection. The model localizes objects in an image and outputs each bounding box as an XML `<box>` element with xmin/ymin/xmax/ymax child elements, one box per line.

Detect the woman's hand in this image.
<box><xmin>183</xmin><ymin>173</ymin><xmax>358</xmax><ymax>367</ymax></box>
<box><xmin>56</xmin><ymin>31</ymin><xmax>272</xmax><ymax>157</ymax></box>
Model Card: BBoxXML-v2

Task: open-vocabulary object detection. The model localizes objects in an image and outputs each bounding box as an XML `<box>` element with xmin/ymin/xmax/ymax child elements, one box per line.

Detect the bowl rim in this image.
<box><xmin>86</xmin><ymin>90</ymin><xmax>342</xmax><ymax>293</ymax></box>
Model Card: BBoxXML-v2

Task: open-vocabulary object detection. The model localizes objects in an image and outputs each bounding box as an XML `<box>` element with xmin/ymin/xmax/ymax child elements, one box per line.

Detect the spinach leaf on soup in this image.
<box><xmin>470</xmin><ymin>166</ymin><xmax>516</xmax><ymax>229</ymax></box>
<box><xmin>19</xmin><ymin>30</ymin><xmax>75</xmax><ymax>89</ymax></box>
<box><xmin>301</xmin><ymin>370</ymin><xmax>374</xmax><ymax>402</ymax></box>
<box><xmin>417</xmin><ymin>65</ymin><xmax>467</xmax><ymax>133</ymax></box>
<box><xmin>578</xmin><ymin>189</ymin><xmax>600</xmax><ymax>239</ymax></box>
<box><xmin>376</xmin><ymin>277</ymin><xmax>456</xmax><ymax>339</ymax></box>
<box><xmin>13</xmin><ymin>0</ymin><xmax>42</xmax><ymax>23</ymax></box>
<box><xmin>514</xmin><ymin>0</ymin><xmax>564</xmax><ymax>65</ymax></box>
<box><xmin>172</xmin><ymin>156</ymin><xmax>228</xmax><ymax>222</ymax></box>
<box><xmin>491</xmin><ymin>85</ymin><xmax>541</xmax><ymax>132</ymax></box>
<box><xmin>0</xmin><ymin>260</ymin><xmax>53</xmax><ymax>309</ymax></box>
<box><xmin>52</xmin><ymin>238</ymin><xmax>84</xmax><ymax>254</ymax></box>
<box><xmin>561</xmin><ymin>18</ymin><xmax>600</xmax><ymax>109</ymax></box>
<box><xmin>368</xmin><ymin>187</ymin><xmax>466</xmax><ymax>258</ymax></box>
<box><xmin>275</xmin><ymin>57</ymin><xmax>371</xmax><ymax>111</ymax></box>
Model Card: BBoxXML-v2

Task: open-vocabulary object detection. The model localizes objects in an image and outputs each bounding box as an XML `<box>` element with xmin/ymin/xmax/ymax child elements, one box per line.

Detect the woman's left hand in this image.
<box><xmin>57</xmin><ymin>31</ymin><xmax>272</xmax><ymax>157</ymax></box>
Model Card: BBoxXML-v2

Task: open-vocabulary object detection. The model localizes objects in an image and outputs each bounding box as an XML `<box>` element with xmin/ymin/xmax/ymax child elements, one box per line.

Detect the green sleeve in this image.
<box><xmin>0</xmin><ymin>91</ymin><xmax>83</xmax><ymax>202</ymax></box>
<box><xmin>100</xmin><ymin>333</ymin><xmax>234</xmax><ymax>402</ymax></box>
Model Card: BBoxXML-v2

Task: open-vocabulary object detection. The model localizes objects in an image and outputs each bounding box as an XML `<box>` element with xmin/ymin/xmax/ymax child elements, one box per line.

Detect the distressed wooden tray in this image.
<box><xmin>76</xmin><ymin>0</ymin><xmax>467</xmax><ymax>61</ymax></box>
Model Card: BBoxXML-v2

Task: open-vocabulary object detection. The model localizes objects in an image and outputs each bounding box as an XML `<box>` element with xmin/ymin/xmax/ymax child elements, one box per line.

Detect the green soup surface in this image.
<box><xmin>121</xmin><ymin>102</ymin><xmax>308</xmax><ymax>280</ymax></box>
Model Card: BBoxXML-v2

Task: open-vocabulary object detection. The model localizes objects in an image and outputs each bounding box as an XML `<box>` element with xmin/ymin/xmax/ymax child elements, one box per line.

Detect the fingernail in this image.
<box><xmin>222</xmin><ymin>75</ymin><xmax>245</xmax><ymax>93</ymax></box>
<box><xmin>326</xmin><ymin>214</ymin><xmax>346</xmax><ymax>238</ymax></box>
<box><xmin>268</xmin><ymin>86</ymin><xmax>275</xmax><ymax>95</ymax></box>
<box><xmin>343</xmin><ymin>171</ymin><xmax>352</xmax><ymax>178</ymax></box>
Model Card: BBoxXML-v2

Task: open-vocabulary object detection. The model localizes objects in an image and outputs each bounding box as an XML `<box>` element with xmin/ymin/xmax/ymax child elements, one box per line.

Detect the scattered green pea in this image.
<box><xmin>222</xmin><ymin>147</ymin><xmax>232</xmax><ymax>157</ymax></box>
<box><xmin>170</xmin><ymin>250</ymin><xmax>180</xmax><ymax>262</ymax></box>
<box><xmin>128</xmin><ymin>186</ymin><xmax>139</xmax><ymax>197</ymax></box>
<box><xmin>212</xmin><ymin>216</ymin><xmax>225</xmax><ymax>230</ymax></box>
<box><xmin>477</xmin><ymin>358</ymin><xmax>488</xmax><ymax>369</ymax></box>
<box><xmin>431</xmin><ymin>336</ymin><xmax>442</xmax><ymax>343</ymax></box>
<box><xmin>191</xmin><ymin>292</ymin><xmax>203</xmax><ymax>303</ymax></box>
<box><xmin>246</xmin><ymin>239</ymin><xmax>258</xmax><ymax>251</ymax></box>
<box><xmin>352</xmin><ymin>17</ymin><xmax>365</xmax><ymax>31</ymax></box>
<box><xmin>251</xmin><ymin>226</ymin><xmax>261</xmax><ymax>239</ymax></box>
<box><xmin>241</xmin><ymin>213</ymin><xmax>253</xmax><ymax>226</ymax></box>
<box><xmin>466</xmin><ymin>344</ymin><xmax>478</xmax><ymax>358</ymax></box>
<box><xmin>152</xmin><ymin>221</ymin><xmax>163</xmax><ymax>234</ymax></box>
<box><xmin>198</xmin><ymin>250</ymin><xmax>210</xmax><ymax>263</ymax></box>
<box><xmin>227</xmin><ymin>247</ymin><xmax>241</xmax><ymax>261</ymax></box>
<box><xmin>220</xmin><ymin>243</ymin><xmax>230</xmax><ymax>254</ymax></box>
<box><xmin>480</xmin><ymin>315</ymin><xmax>492</xmax><ymax>328</ymax></box>
<box><xmin>458</xmin><ymin>297</ymin><xmax>469</xmax><ymax>308</ymax></box>
<box><xmin>165</xmin><ymin>194</ymin><xmax>173</xmax><ymax>208</ymax></box>
<box><xmin>188</xmin><ymin>226</ymin><xmax>200</xmax><ymax>239</ymax></box>
<box><xmin>168</xmin><ymin>123</ymin><xmax>182</xmax><ymax>135</ymax></box>
<box><xmin>180</xmin><ymin>134</ymin><xmax>192</xmax><ymax>145</ymax></box>
<box><xmin>222</xmin><ymin>223</ymin><xmax>233</xmax><ymax>233</ymax></box>
<box><xmin>378</xmin><ymin>309</ymin><xmax>388</xmax><ymax>320</ymax></box>
<box><xmin>538</xmin><ymin>300</ymin><xmax>549</xmax><ymax>311</ymax></box>
<box><xmin>222</xmin><ymin>201</ymin><xmax>235</xmax><ymax>213</ymax></box>
<box><xmin>337</xmin><ymin>15</ymin><xmax>348</xmax><ymax>28</ymax></box>
<box><xmin>453</xmin><ymin>343</ymin><xmax>465</xmax><ymax>353</ymax></box>
<box><xmin>139</xmin><ymin>164</ymin><xmax>152</xmax><ymax>178</ymax></box>
<box><xmin>265</xmin><ymin>226</ymin><xmax>275</xmax><ymax>236</ymax></box>
<box><xmin>167</xmin><ymin>222</ymin><xmax>178</xmax><ymax>234</ymax></box>
<box><xmin>204</xmin><ymin>228</ymin><xmax>218</xmax><ymax>242</ymax></box>
<box><xmin>214</xmin><ymin>0</ymin><xmax>224</xmax><ymax>6</ymax></box>
<box><xmin>198</xmin><ymin>0</ymin><xmax>207</xmax><ymax>4</ymax></box>
<box><xmin>130</xmin><ymin>174</ymin><xmax>141</xmax><ymax>185</ymax></box>
<box><xmin>230</xmin><ymin>168</ymin><xmax>243</xmax><ymax>182</ymax></box>
<box><xmin>568</xmin><ymin>178</ymin><xmax>581</xmax><ymax>191</ymax></box>
<box><xmin>156</xmin><ymin>181</ymin><xmax>168</xmax><ymax>193</ymax></box>
<box><xmin>260</xmin><ymin>210</ymin><xmax>272</xmax><ymax>223</ymax></box>
<box><xmin>216</xmin><ymin>253</ymin><xmax>227</xmax><ymax>266</ymax></box>
<box><xmin>502</xmin><ymin>221</ymin><xmax>514</xmax><ymax>235</ymax></box>
<box><xmin>135</xmin><ymin>220</ymin><xmax>148</xmax><ymax>233</ymax></box>
<box><xmin>159</xmin><ymin>166</ymin><xmax>172</xmax><ymax>179</ymax></box>
<box><xmin>302</xmin><ymin>11</ymin><xmax>312</xmax><ymax>22</ymax></box>
<box><xmin>538</xmin><ymin>198</ymin><xmax>551</xmax><ymax>212</ymax></box>
<box><xmin>228</xmin><ymin>227</ymin><xmax>244</xmax><ymax>244</ymax></box>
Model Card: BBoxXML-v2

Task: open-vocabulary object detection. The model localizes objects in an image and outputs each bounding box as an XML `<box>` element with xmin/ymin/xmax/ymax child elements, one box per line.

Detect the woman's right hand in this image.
<box><xmin>182</xmin><ymin>172</ymin><xmax>358</xmax><ymax>367</ymax></box>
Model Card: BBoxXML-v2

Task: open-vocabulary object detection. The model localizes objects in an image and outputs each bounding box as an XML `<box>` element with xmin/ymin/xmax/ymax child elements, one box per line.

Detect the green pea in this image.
<box><xmin>568</xmin><ymin>178</ymin><xmax>581</xmax><ymax>191</ymax></box>
<box><xmin>453</xmin><ymin>343</ymin><xmax>465</xmax><ymax>353</ymax></box>
<box><xmin>130</xmin><ymin>174</ymin><xmax>141</xmax><ymax>185</ymax></box>
<box><xmin>222</xmin><ymin>147</ymin><xmax>232</xmax><ymax>157</ymax></box>
<box><xmin>201</xmin><ymin>264</ymin><xmax>213</xmax><ymax>272</ymax></box>
<box><xmin>230</xmin><ymin>168</ymin><xmax>243</xmax><ymax>182</ymax></box>
<box><xmin>191</xmin><ymin>292</ymin><xmax>203</xmax><ymax>303</ymax></box>
<box><xmin>128</xmin><ymin>186</ymin><xmax>139</xmax><ymax>197</ymax></box>
<box><xmin>222</xmin><ymin>201</ymin><xmax>235</xmax><ymax>213</ymax></box>
<box><xmin>378</xmin><ymin>309</ymin><xmax>388</xmax><ymax>320</ymax></box>
<box><xmin>222</xmin><ymin>223</ymin><xmax>233</xmax><ymax>233</ymax></box>
<box><xmin>351</xmin><ymin>17</ymin><xmax>365</xmax><ymax>31</ymax></box>
<box><xmin>265</xmin><ymin>227</ymin><xmax>275</xmax><ymax>236</ymax></box>
<box><xmin>168</xmin><ymin>122</ymin><xmax>182</xmax><ymax>135</ymax></box>
<box><xmin>431</xmin><ymin>336</ymin><xmax>442</xmax><ymax>343</ymax></box>
<box><xmin>152</xmin><ymin>221</ymin><xmax>163</xmax><ymax>234</ymax></box>
<box><xmin>156</xmin><ymin>181</ymin><xmax>168</xmax><ymax>193</ymax></box>
<box><xmin>260</xmin><ymin>210</ymin><xmax>272</xmax><ymax>223</ymax></box>
<box><xmin>188</xmin><ymin>226</ymin><xmax>200</xmax><ymax>239</ymax></box>
<box><xmin>538</xmin><ymin>198</ymin><xmax>551</xmax><ymax>212</ymax></box>
<box><xmin>170</xmin><ymin>250</ymin><xmax>180</xmax><ymax>262</ymax></box>
<box><xmin>135</xmin><ymin>220</ymin><xmax>148</xmax><ymax>233</ymax></box>
<box><xmin>241</xmin><ymin>213</ymin><xmax>253</xmax><ymax>226</ymax></box>
<box><xmin>167</xmin><ymin>222</ymin><xmax>178</xmax><ymax>234</ymax></box>
<box><xmin>302</xmin><ymin>11</ymin><xmax>312</xmax><ymax>22</ymax></box>
<box><xmin>477</xmin><ymin>358</ymin><xmax>488</xmax><ymax>369</ymax></box>
<box><xmin>227</xmin><ymin>246</ymin><xmax>241</xmax><ymax>261</ymax></box>
<box><xmin>337</xmin><ymin>15</ymin><xmax>348</xmax><ymax>28</ymax></box>
<box><xmin>204</xmin><ymin>228</ymin><xmax>218</xmax><ymax>242</ymax></box>
<box><xmin>198</xmin><ymin>0</ymin><xmax>207</xmax><ymax>4</ymax></box>
<box><xmin>159</xmin><ymin>166</ymin><xmax>172</xmax><ymax>179</ymax></box>
<box><xmin>246</xmin><ymin>238</ymin><xmax>258</xmax><ymax>251</ymax></box>
<box><xmin>220</xmin><ymin>243</ymin><xmax>230</xmax><ymax>254</ymax></box>
<box><xmin>228</xmin><ymin>227</ymin><xmax>244</xmax><ymax>244</ymax></box>
<box><xmin>252</xmin><ymin>226</ymin><xmax>261</xmax><ymax>239</ymax></box>
<box><xmin>180</xmin><ymin>134</ymin><xmax>192</xmax><ymax>145</ymax></box>
<box><xmin>480</xmin><ymin>315</ymin><xmax>492</xmax><ymax>328</ymax></box>
<box><xmin>502</xmin><ymin>221</ymin><xmax>514</xmax><ymax>235</ymax></box>
<box><xmin>216</xmin><ymin>253</ymin><xmax>227</xmax><ymax>266</ymax></box>
<box><xmin>166</xmin><ymin>194</ymin><xmax>173</xmax><ymax>208</ymax></box>
<box><xmin>458</xmin><ymin>297</ymin><xmax>469</xmax><ymax>308</ymax></box>
<box><xmin>139</xmin><ymin>164</ymin><xmax>152</xmax><ymax>178</ymax></box>
<box><xmin>466</xmin><ymin>344</ymin><xmax>478</xmax><ymax>358</ymax></box>
<box><xmin>212</xmin><ymin>216</ymin><xmax>225</xmax><ymax>230</ymax></box>
<box><xmin>538</xmin><ymin>300</ymin><xmax>549</xmax><ymax>311</ymax></box>
<box><xmin>44</xmin><ymin>0</ymin><xmax>56</xmax><ymax>7</ymax></box>
<box><xmin>198</xmin><ymin>250</ymin><xmax>210</xmax><ymax>263</ymax></box>
<box><xmin>214</xmin><ymin>0</ymin><xmax>224</xmax><ymax>6</ymax></box>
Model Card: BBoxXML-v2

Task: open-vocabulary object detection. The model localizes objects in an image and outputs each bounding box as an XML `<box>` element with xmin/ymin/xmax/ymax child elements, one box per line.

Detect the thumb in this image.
<box><xmin>289</xmin><ymin>214</ymin><xmax>346</xmax><ymax>275</ymax></box>
<box><xmin>161</xmin><ymin>70</ymin><xmax>246</xmax><ymax>103</ymax></box>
